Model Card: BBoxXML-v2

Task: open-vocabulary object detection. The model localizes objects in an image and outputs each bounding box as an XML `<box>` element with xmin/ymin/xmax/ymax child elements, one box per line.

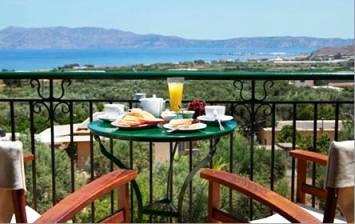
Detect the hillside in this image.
<box><xmin>0</xmin><ymin>26</ymin><xmax>352</xmax><ymax>49</ymax></box>
<box><xmin>310</xmin><ymin>45</ymin><xmax>353</xmax><ymax>58</ymax></box>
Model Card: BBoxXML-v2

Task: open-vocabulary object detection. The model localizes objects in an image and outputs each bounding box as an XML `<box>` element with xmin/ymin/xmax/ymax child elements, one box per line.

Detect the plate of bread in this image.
<box><xmin>111</xmin><ymin>108</ymin><xmax>164</xmax><ymax>129</ymax></box>
<box><xmin>163</xmin><ymin>119</ymin><xmax>207</xmax><ymax>131</ymax></box>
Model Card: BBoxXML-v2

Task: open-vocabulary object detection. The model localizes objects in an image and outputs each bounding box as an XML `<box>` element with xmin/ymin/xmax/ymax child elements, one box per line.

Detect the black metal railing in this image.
<box><xmin>0</xmin><ymin>71</ymin><xmax>353</xmax><ymax>222</ymax></box>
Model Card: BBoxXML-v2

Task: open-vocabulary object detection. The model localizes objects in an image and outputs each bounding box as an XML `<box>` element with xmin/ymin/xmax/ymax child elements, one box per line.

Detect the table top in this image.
<box><xmin>88</xmin><ymin>119</ymin><xmax>237</xmax><ymax>142</ymax></box>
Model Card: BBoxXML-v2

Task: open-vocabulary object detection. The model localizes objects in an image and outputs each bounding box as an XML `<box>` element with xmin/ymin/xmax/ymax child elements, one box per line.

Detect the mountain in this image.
<box><xmin>0</xmin><ymin>26</ymin><xmax>352</xmax><ymax>49</ymax></box>
<box><xmin>310</xmin><ymin>45</ymin><xmax>354</xmax><ymax>58</ymax></box>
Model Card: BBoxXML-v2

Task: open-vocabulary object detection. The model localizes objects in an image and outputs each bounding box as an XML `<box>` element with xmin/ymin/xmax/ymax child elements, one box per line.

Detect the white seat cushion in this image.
<box><xmin>251</xmin><ymin>205</ymin><xmax>346</xmax><ymax>223</ymax></box>
<box><xmin>10</xmin><ymin>206</ymin><xmax>40</xmax><ymax>223</ymax></box>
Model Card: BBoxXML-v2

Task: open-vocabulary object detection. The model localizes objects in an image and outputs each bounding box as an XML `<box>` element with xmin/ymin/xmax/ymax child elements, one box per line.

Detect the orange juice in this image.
<box><xmin>168</xmin><ymin>81</ymin><xmax>184</xmax><ymax>112</ymax></box>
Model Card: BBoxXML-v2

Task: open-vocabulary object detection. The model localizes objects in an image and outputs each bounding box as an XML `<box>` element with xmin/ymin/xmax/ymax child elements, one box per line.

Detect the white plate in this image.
<box><xmin>163</xmin><ymin>122</ymin><xmax>207</xmax><ymax>131</ymax></box>
<box><xmin>97</xmin><ymin>113</ymin><xmax>124</xmax><ymax>122</ymax></box>
<box><xmin>197</xmin><ymin>115</ymin><xmax>233</xmax><ymax>122</ymax></box>
<box><xmin>110</xmin><ymin>122</ymin><xmax>156</xmax><ymax>129</ymax></box>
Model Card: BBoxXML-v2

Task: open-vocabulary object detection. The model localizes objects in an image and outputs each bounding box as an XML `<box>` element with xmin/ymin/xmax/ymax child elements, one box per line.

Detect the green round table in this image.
<box><xmin>88</xmin><ymin>119</ymin><xmax>237</xmax><ymax>222</ymax></box>
<box><xmin>89</xmin><ymin>119</ymin><xmax>237</xmax><ymax>142</ymax></box>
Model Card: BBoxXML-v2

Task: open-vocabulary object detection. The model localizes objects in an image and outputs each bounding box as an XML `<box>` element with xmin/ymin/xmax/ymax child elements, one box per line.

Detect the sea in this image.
<box><xmin>0</xmin><ymin>48</ymin><xmax>314</xmax><ymax>71</ymax></box>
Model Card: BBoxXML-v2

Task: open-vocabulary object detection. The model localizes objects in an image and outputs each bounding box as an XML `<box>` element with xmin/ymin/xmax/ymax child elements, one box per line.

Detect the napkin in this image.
<box><xmin>326</xmin><ymin>140</ymin><xmax>355</xmax><ymax>188</ymax></box>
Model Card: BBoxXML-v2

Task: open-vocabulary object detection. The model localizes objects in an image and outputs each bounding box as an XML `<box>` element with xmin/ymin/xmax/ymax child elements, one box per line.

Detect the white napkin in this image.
<box><xmin>0</xmin><ymin>141</ymin><xmax>26</xmax><ymax>190</ymax></box>
<box><xmin>325</xmin><ymin>140</ymin><xmax>354</xmax><ymax>223</ymax></box>
<box><xmin>326</xmin><ymin>140</ymin><xmax>355</xmax><ymax>188</ymax></box>
<box><xmin>0</xmin><ymin>141</ymin><xmax>26</xmax><ymax>223</ymax></box>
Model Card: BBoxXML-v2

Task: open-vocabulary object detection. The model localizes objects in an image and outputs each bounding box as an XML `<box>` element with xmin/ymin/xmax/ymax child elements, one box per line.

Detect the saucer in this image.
<box><xmin>197</xmin><ymin>115</ymin><xmax>233</xmax><ymax>122</ymax></box>
<box><xmin>97</xmin><ymin>113</ymin><xmax>124</xmax><ymax>122</ymax></box>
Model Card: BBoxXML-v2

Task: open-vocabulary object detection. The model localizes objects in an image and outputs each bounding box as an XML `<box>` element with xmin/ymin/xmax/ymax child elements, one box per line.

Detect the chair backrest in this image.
<box><xmin>336</xmin><ymin>186</ymin><xmax>354</xmax><ymax>223</ymax></box>
<box><xmin>0</xmin><ymin>141</ymin><xmax>28</xmax><ymax>223</ymax></box>
<box><xmin>293</xmin><ymin>140</ymin><xmax>354</xmax><ymax>223</ymax></box>
<box><xmin>0</xmin><ymin>189</ymin><xmax>27</xmax><ymax>223</ymax></box>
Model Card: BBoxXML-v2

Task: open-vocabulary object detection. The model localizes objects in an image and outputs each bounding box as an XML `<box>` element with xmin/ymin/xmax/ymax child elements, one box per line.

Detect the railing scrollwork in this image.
<box><xmin>30</xmin><ymin>79</ymin><xmax>72</xmax><ymax>122</ymax></box>
<box><xmin>232</xmin><ymin>80</ymin><xmax>274</xmax><ymax>135</ymax></box>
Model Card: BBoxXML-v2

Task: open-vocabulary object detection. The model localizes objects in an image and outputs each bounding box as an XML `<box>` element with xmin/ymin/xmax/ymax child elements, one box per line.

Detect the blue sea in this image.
<box><xmin>0</xmin><ymin>48</ymin><xmax>314</xmax><ymax>71</ymax></box>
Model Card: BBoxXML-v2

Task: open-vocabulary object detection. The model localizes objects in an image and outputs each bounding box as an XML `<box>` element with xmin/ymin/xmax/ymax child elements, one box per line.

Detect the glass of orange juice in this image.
<box><xmin>167</xmin><ymin>77</ymin><xmax>184</xmax><ymax>112</ymax></box>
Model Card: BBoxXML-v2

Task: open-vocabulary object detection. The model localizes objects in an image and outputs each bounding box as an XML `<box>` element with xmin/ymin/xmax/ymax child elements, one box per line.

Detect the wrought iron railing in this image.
<box><xmin>0</xmin><ymin>71</ymin><xmax>353</xmax><ymax>222</ymax></box>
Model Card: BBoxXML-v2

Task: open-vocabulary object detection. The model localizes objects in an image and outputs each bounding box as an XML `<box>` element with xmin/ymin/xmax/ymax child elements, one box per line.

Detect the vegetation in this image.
<box><xmin>56</xmin><ymin>56</ymin><xmax>353</xmax><ymax>73</ymax></box>
<box><xmin>1</xmin><ymin>60</ymin><xmax>353</xmax><ymax>222</ymax></box>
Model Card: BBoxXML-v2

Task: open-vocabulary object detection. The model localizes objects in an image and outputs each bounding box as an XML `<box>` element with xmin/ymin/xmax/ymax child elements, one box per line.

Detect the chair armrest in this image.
<box><xmin>23</xmin><ymin>153</ymin><xmax>34</xmax><ymax>163</ymax></box>
<box><xmin>34</xmin><ymin>169</ymin><xmax>136</xmax><ymax>224</ymax></box>
<box><xmin>290</xmin><ymin>150</ymin><xmax>328</xmax><ymax>166</ymax></box>
<box><xmin>201</xmin><ymin>169</ymin><xmax>320</xmax><ymax>224</ymax></box>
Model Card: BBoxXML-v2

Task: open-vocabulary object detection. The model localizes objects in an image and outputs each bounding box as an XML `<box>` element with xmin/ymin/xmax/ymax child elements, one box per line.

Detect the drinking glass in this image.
<box><xmin>167</xmin><ymin>77</ymin><xmax>184</xmax><ymax>112</ymax></box>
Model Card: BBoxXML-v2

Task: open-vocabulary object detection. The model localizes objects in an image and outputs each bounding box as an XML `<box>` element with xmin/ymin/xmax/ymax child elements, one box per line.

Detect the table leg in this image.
<box><xmin>166</xmin><ymin>142</ymin><xmax>179</xmax><ymax>200</ymax></box>
<box><xmin>177</xmin><ymin>137</ymin><xmax>221</xmax><ymax>222</ymax></box>
<box><xmin>141</xmin><ymin>142</ymin><xmax>179</xmax><ymax>219</ymax></box>
<box><xmin>94</xmin><ymin>135</ymin><xmax>143</xmax><ymax>222</ymax></box>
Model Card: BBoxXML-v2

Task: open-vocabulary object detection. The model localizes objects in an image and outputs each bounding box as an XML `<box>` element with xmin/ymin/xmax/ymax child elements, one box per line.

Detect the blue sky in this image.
<box><xmin>0</xmin><ymin>0</ymin><xmax>353</xmax><ymax>39</ymax></box>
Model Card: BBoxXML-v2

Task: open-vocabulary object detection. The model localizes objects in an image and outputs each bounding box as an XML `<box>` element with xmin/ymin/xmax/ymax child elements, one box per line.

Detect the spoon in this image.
<box><xmin>166</xmin><ymin>128</ymin><xmax>178</xmax><ymax>133</ymax></box>
<box><xmin>213</xmin><ymin>110</ymin><xmax>224</xmax><ymax>131</ymax></box>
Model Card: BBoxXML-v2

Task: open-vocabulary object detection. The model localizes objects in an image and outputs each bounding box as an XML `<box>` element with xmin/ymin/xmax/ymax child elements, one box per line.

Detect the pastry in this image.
<box><xmin>112</xmin><ymin>108</ymin><xmax>163</xmax><ymax>127</ymax></box>
<box><xmin>128</xmin><ymin>108</ymin><xmax>155</xmax><ymax>120</ymax></box>
<box><xmin>169</xmin><ymin>119</ymin><xmax>193</xmax><ymax>128</ymax></box>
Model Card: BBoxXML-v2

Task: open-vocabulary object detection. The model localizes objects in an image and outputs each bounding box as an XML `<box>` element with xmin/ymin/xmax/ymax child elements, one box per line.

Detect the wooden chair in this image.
<box><xmin>6</xmin><ymin>154</ymin><xmax>136</xmax><ymax>223</ymax></box>
<box><xmin>34</xmin><ymin>169</ymin><xmax>136</xmax><ymax>223</ymax></box>
<box><xmin>201</xmin><ymin>148</ymin><xmax>354</xmax><ymax>223</ymax></box>
<box><xmin>0</xmin><ymin>153</ymin><xmax>40</xmax><ymax>223</ymax></box>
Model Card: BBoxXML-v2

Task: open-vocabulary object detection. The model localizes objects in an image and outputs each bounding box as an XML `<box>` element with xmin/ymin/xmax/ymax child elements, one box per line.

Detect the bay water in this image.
<box><xmin>0</xmin><ymin>48</ymin><xmax>313</xmax><ymax>71</ymax></box>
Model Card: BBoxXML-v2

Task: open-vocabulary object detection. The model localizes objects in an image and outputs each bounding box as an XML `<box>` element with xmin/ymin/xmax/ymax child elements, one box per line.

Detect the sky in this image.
<box><xmin>0</xmin><ymin>0</ymin><xmax>353</xmax><ymax>40</ymax></box>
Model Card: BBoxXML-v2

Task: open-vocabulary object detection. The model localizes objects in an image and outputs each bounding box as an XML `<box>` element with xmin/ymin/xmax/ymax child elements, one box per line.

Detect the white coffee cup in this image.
<box><xmin>103</xmin><ymin>104</ymin><xmax>125</xmax><ymax>116</ymax></box>
<box><xmin>205</xmin><ymin>105</ymin><xmax>225</xmax><ymax>118</ymax></box>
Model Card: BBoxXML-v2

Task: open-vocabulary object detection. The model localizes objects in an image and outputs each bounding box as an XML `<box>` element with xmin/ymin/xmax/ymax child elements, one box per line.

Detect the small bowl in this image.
<box><xmin>161</xmin><ymin>111</ymin><xmax>177</xmax><ymax>121</ymax></box>
<box><xmin>182</xmin><ymin>110</ymin><xmax>195</xmax><ymax>119</ymax></box>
